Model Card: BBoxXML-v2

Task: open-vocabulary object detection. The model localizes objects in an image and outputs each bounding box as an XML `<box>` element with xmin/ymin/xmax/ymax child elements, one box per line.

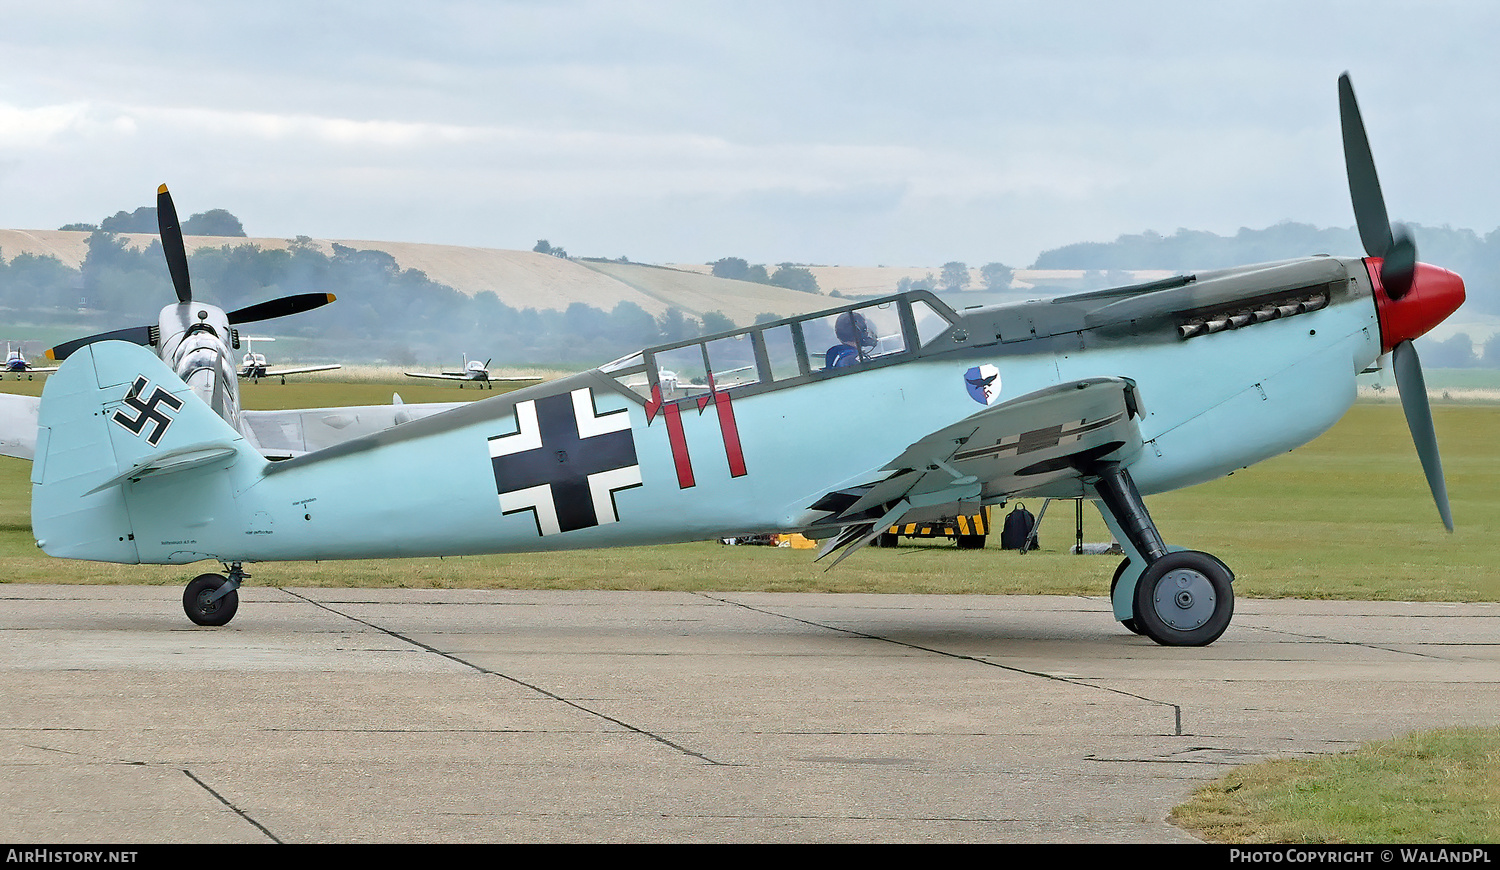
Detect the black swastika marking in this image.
<box><xmin>111</xmin><ymin>376</ymin><xmax>184</xmax><ymax>446</ymax></box>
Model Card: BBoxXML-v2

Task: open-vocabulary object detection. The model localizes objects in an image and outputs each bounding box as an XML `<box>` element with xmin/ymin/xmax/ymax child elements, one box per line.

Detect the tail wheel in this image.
<box><xmin>183</xmin><ymin>573</ymin><xmax>239</xmax><ymax>627</ymax></box>
<box><xmin>1132</xmin><ymin>551</ymin><xmax>1233</xmax><ymax>647</ymax></box>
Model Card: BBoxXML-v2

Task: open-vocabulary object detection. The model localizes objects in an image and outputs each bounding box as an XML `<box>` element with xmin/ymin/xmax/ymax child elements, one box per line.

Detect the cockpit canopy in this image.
<box><xmin>603</xmin><ymin>291</ymin><xmax>959</xmax><ymax>404</ymax></box>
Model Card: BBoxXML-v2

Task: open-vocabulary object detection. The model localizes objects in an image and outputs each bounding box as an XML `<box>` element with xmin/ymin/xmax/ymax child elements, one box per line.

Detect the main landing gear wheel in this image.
<box><xmin>1132</xmin><ymin>551</ymin><xmax>1233</xmax><ymax>647</ymax></box>
<box><xmin>183</xmin><ymin>573</ymin><xmax>239</xmax><ymax>626</ymax></box>
<box><xmin>1109</xmin><ymin>559</ymin><xmax>1143</xmax><ymax>635</ymax></box>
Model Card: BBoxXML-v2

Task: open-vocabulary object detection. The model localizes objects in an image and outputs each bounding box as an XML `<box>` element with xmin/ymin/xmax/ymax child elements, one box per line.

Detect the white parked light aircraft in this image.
<box><xmin>5</xmin><ymin>344</ymin><xmax>57</xmax><ymax>379</ymax></box>
<box><xmin>238</xmin><ymin>337</ymin><xmax>342</xmax><ymax>384</ymax></box>
<box><xmin>26</xmin><ymin>76</ymin><xmax>1466</xmax><ymax>647</ymax></box>
<box><xmin>405</xmin><ymin>355</ymin><xmax>538</xmax><ymax>389</ymax></box>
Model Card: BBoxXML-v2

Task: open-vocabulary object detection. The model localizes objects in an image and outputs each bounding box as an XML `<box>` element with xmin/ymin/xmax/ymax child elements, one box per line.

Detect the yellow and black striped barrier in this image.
<box><xmin>879</xmin><ymin>506</ymin><xmax>991</xmax><ymax>549</ymax></box>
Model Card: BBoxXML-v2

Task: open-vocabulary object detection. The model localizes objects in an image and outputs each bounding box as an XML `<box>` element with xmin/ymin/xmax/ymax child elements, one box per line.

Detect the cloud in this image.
<box><xmin>0</xmin><ymin>102</ymin><xmax>137</xmax><ymax>149</ymax></box>
<box><xmin>1</xmin><ymin>2</ymin><xmax>1498</xmax><ymax>266</ymax></box>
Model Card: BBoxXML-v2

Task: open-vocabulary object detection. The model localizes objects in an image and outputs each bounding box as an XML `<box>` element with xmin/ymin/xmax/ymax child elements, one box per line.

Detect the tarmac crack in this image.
<box><xmin>279</xmin><ymin>589</ymin><xmax>728</xmax><ymax>766</ymax></box>
<box><xmin>1246</xmin><ymin>624</ymin><xmax>1467</xmax><ymax>659</ymax></box>
<box><xmin>700</xmin><ymin>593</ymin><xmax>1188</xmax><ymax>735</ymax></box>
<box><xmin>181</xmin><ymin>769</ymin><xmax>281</xmax><ymax>844</ymax></box>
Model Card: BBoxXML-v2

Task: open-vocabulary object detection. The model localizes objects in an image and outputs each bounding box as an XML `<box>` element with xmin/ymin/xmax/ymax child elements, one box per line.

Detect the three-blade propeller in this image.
<box><xmin>46</xmin><ymin>185</ymin><xmax>336</xmax><ymax>361</ymax></box>
<box><xmin>1340</xmin><ymin>73</ymin><xmax>1453</xmax><ymax>531</ymax></box>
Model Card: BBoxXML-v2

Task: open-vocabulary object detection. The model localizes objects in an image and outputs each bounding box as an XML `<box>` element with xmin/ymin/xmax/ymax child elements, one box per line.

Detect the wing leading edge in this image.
<box><xmin>403</xmin><ymin>371</ymin><xmax>469</xmax><ymax>381</ymax></box>
<box><xmin>805</xmin><ymin>377</ymin><xmax>1144</xmax><ymax>566</ymax></box>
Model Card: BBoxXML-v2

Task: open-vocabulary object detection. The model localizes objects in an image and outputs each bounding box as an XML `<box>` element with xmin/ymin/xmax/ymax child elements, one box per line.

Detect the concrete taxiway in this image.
<box><xmin>0</xmin><ymin>585</ymin><xmax>1495</xmax><ymax>843</ymax></box>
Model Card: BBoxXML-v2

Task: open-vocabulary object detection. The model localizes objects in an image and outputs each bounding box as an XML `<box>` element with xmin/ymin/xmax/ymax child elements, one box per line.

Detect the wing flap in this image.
<box><xmin>806</xmin><ymin>378</ymin><xmax>1145</xmax><ymax>552</ymax></box>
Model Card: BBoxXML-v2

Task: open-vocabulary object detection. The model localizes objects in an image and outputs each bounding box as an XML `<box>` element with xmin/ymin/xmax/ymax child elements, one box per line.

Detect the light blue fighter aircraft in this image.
<box><xmin>27</xmin><ymin>75</ymin><xmax>1465</xmax><ymax>645</ymax></box>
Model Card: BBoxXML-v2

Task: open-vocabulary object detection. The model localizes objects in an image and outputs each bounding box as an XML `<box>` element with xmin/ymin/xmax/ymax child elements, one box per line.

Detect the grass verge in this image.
<box><xmin>1172</xmin><ymin>728</ymin><xmax>1500</xmax><ymax>843</ymax></box>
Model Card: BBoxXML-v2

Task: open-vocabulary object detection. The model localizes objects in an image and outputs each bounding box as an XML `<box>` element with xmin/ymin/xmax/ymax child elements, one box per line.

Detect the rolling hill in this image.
<box><xmin>0</xmin><ymin>229</ymin><xmax>1193</xmax><ymax>330</ymax></box>
<box><xmin>0</xmin><ymin>230</ymin><xmax>836</xmax><ymax>325</ymax></box>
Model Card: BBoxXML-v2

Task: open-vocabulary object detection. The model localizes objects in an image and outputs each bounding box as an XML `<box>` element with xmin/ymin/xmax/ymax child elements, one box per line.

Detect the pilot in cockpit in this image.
<box><xmin>825</xmin><ymin>311</ymin><xmax>877</xmax><ymax>369</ymax></box>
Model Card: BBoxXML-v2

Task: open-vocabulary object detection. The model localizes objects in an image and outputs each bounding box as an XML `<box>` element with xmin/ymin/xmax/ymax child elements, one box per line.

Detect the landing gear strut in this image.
<box><xmin>183</xmin><ymin>562</ymin><xmax>247</xmax><ymax>626</ymax></box>
<box><xmin>1089</xmin><ymin>463</ymin><xmax>1234</xmax><ymax>646</ymax></box>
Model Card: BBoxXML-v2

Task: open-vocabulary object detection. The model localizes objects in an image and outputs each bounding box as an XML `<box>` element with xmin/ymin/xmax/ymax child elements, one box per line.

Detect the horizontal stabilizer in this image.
<box><xmin>83</xmin><ymin>443</ymin><xmax>241</xmax><ymax>495</ymax></box>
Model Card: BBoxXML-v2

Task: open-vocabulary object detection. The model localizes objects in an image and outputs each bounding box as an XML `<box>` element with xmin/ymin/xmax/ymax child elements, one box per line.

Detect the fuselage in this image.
<box><xmin>82</xmin><ymin>253</ymin><xmax>1460</xmax><ymax>568</ymax></box>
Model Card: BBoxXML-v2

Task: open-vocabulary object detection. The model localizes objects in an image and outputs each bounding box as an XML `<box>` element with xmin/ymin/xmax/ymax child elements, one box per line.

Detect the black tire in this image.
<box><xmin>1132</xmin><ymin>551</ymin><xmax>1233</xmax><ymax>647</ymax></box>
<box><xmin>956</xmin><ymin>534</ymin><xmax>986</xmax><ymax>550</ymax></box>
<box><xmin>183</xmin><ymin>573</ymin><xmax>239</xmax><ymax>627</ymax></box>
<box><xmin>1109</xmin><ymin>558</ymin><xmax>1143</xmax><ymax>635</ymax></box>
<box><xmin>874</xmin><ymin>532</ymin><xmax>899</xmax><ymax>548</ymax></box>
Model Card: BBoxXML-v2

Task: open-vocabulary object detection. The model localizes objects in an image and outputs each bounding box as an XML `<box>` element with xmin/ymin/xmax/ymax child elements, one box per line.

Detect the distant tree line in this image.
<box><xmin>896</xmin><ymin>261</ymin><xmax>1014</xmax><ymax>294</ymax></box>
<box><xmin>1416</xmin><ymin>333</ymin><xmax>1500</xmax><ymax>369</ymax></box>
<box><xmin>710</xmin><ymin>257</ymin><xmax>820</xmax><ymax>294</ymax></box>
<box><xmin>60</xmin><ymin>206</ymin><xmax>247</xmax><ymax>237</ymax></box>
<box><xmin>710</xmin><ymin>256</ymin><xmax>1017</xmax><ymax>296</ymax></box>
<box><xmin>0</xmin><ymin>233</ymin><xmax>753</xmax><ymax>367</ymax></box>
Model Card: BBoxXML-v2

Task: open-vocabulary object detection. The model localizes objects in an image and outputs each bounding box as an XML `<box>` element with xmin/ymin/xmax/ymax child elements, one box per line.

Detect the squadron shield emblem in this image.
<box><xmin>964</xmin><ymin>364</ymin><xmax>1001</xmax><ymax>406</ymax></box>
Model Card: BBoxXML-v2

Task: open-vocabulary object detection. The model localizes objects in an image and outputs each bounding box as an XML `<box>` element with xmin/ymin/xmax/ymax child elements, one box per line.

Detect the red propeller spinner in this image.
<box><xmin>1364</xmin><ymin>258</ymin><xmax>1466</xmax><ymax>353</ymax></box>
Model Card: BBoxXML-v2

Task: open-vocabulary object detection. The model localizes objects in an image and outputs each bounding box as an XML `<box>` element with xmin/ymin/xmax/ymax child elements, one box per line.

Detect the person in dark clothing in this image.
<box><xmin>825</xmin><ymin>311</ymin><xmax>876</xmax><ymax>368</ymax></box>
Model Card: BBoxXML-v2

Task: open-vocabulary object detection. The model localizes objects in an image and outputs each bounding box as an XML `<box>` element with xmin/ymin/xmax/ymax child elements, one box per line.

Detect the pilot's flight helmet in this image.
<box><xmin>835</xmin><ymin>311</ymin><xmax>877</xmax><ymax>349</ymax></box>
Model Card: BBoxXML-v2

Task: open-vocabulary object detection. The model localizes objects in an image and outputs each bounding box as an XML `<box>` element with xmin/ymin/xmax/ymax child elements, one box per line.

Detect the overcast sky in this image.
<box><xmin>1</xmin><ymin>1</ymin><xmax>1495</xmax><ymax>268</ymax></box>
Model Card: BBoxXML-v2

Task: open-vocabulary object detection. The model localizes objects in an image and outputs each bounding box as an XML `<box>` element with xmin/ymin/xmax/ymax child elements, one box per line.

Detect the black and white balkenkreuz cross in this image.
<box><xmin>488</xmin><ymin>387</ymin><xmax>641</xmax><ymax>536</ymax></box>
<box><xmin>111</xmin><ymin>376</ymin><xmax>184</xmax><ymax>446</ymax></box>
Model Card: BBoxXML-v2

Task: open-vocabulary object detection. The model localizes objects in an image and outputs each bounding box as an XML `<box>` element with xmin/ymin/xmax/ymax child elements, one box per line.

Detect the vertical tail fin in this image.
<box><xmin>31</xmin><ymin>341</ymin><xmax>265</xmax><ymax>563</ymax></box>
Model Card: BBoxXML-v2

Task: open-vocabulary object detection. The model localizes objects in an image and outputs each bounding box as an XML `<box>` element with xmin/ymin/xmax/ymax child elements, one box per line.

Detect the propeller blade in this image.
<box><xmin>1382</xmin><ymin>225</ymin><xmax>1418</xmax><ymax>300</ymax></box>
<box><xmin>45</xmin><ymin>325</ymin><xmax>154</xmax><ymax>362</ymax></box>
<box><xmin>1392</xmin><ymin>340</ymin><xmax>1454</xmax><ymax>531</ymax></box>
<box><xmin>227</xmin><ymin>293</ymin><xmax>337</xmax><ymax>324</ymax></box>
<box><xmin>157</xmin><ymin>184</ymin><xmax>193</xmax><ymax>305</ymax></box>
<box><xmin>1339</xmin><ymin>73</ymin><xmax>1394</xmax><ymax>258</ymax></box>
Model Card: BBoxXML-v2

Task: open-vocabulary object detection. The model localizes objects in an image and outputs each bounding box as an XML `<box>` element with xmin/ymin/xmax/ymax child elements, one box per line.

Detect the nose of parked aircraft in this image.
<box><xmin>1368</xmin><ymin>259</ymin><xmax>1466</xmax><ymax>352</ymax></box>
